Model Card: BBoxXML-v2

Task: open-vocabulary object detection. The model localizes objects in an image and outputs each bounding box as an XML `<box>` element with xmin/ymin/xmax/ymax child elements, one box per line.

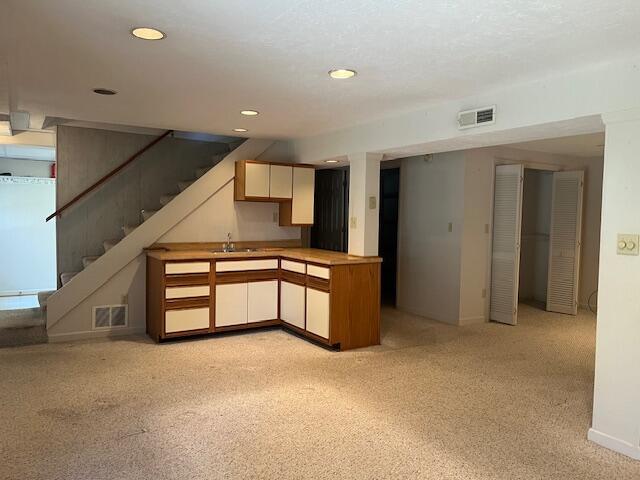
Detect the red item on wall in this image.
<box><xmin>51</xmin><ymin>163</ymin><xmax>56</xmax><ymax>178</ymax></box>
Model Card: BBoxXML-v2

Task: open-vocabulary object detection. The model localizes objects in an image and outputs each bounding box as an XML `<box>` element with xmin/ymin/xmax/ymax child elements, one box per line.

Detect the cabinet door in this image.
<box><xmin>291</xmin><ymin>167</ymin><xmax>315</xmax><ymax>224</ymax></box>
<box><xmin>270</xmin><ymin>165</ymin><xmax>293</xmax><ymax>199</ymax></box>
<box><xmin>248</xmin><ymin>280</ymin><xmax>278</xmax><ymax>323</ymax></box>
<box><xmin>306</xmin><ymin>288</ymin><xmax>330</xmax><ymax>339</ymax></box>
<box><xmin>215</xmin><ymin>283</ymin><xmax>248</xmax><ymax>327</ymax></box>
<box><xmin>280</xmin><ymin>281</ymin><xmax>305</xmax><ymax>329</ymax></box>
<box><xmin>245</xmin><ymin>162</ymin><xmax>270</xmax><ymax>198</ymax></box>
<box><xmin>165</xmin><ymin>308</ymin><xmax>210</xmax><ymax>334</ymax></box>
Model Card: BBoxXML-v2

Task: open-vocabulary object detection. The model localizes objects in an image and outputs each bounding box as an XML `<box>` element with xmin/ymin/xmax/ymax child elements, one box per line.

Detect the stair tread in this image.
<box><xmin>178</xmin><ymin>180</ymin><xmax>195</xmax><ymax>192</ymax></box>
<box><xmin>123</xmin><ymin>224</ymin><xmax>138</xmax><ymax>236</ymax></box>
<box><xmin>60</xmin><ymin>271</ymin><xmax>80</xmax><ymax>285</ymax></box>
<box><xmin>159</xmin><ymin>194</ymin><xmax>177</xmax><ymax>206</ymax></box>
<box><xmin>141</xmin><ymin>209</ymin><xmax>157</xmax><ymax>222</ymax></box>
<box><xmin>103</xmin><ymin>238</ymin><xmax>122</xmax><ymax>252</ymax></box>
<box><xmin>196</xmin><ymin>166</ymin><xmax>212</xmax><ymax>178</ymax></box>
<box><xmin>82</xmin><ymin>256</ymin><xmax>100</xmax><ymax>268</ymax></box>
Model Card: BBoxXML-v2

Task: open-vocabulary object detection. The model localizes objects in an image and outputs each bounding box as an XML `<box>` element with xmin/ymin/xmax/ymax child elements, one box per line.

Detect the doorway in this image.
<box><xmin>310</xmin><ymin>168</ymin><xmax>349</xmax><ymax>252</ymax></box>
<box><xmin>490</xmin><ymin>164</ymin><xmax>584</xmax><ymax>325</ymax></box>
<box><xmin>379</xmin><ymin>168</ymin><xmax>400</xmax><ymax>305</ymax></box>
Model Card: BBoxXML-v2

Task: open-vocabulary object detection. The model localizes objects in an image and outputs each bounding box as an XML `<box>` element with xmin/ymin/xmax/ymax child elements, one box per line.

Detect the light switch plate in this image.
<box><xmin>350</xmin><ymin>217</ymin><xmax>357</xmax><ymax>229</ymax></box>
<box><xmin>368</xmin><ymin>196</ymin><xmax>377</xmax><ymax>209</ymax></box>
<box><xmin>617</xmin><ymin>233</ymin><xmax>639</xmax><ymax>256</ymax></box>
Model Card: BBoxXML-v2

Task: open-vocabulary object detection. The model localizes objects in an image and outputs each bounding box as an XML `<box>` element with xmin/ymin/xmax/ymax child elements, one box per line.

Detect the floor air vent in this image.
<box><xmin>458</xmin><ymin>105</ymin><xmax>496</xmax><ymax>129</ymax></box>
<box><xmin>92</xmin><ymin>305</ymin><xmax>128</xmax><ymax>330</ymax></box>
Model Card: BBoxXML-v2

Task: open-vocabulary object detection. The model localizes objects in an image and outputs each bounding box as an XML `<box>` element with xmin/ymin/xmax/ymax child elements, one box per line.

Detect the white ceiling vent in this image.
<box><xmin>458</xmin><ymin>105</ymin><xmax>496</xmax><ymax>130</ymax></box>
<box><xmin>93</xmin><ymin>305</ymin><xmax>128</xmax><ymax>330</ymax></box>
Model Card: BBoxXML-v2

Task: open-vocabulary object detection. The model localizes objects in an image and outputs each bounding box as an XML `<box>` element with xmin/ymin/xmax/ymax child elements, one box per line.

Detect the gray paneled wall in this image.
<box><xmin>56</xmin><ymin>126</ymin><xmax>229</xmax><ymax>279</ymax></box>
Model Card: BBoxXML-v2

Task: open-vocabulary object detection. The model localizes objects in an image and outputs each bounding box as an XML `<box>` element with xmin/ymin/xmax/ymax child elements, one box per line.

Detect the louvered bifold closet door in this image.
<box><xmin>490</xmin><ymin>164</ymin><xmax>524</xmax><ymax>325</ymax></box>
<box><xmin>546</xmin><ymin>171</ymin><xmax>584</xmax><ymax>315</ymax></box>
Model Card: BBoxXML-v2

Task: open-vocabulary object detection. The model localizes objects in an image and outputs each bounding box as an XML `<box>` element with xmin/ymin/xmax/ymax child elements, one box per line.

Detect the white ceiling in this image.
<box><xmin>2</xmin><ymin>0</ymin><xmax>640</xmax><ymax>139</ymax></box>
<box><xmin>508</xmin><ymin>132</ymin><xmax>605</xmax><ymax>158</ymax></box>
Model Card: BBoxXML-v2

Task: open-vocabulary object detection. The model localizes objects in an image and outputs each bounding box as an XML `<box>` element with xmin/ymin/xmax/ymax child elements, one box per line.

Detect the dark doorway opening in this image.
<box><xmin>310</xmin><ymin>168</ymin><xmax>349</xmax><ymax>252</ymax></box>
<box><xmin>379</xmin><ymin>168</ymin><xmax>400</xmax><ymax>305</ymax></box>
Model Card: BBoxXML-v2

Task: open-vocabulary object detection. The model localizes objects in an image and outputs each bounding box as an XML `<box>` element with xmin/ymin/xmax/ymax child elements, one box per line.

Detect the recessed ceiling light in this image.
<box><xmin>240</xmin><ymin>110</ymin><xmax>259</xmax><ymax>116</ymax></box>
<box><xmin>131</xmin><ymin>27</ymin><xmax>166</xmax><ymax>40</ymax></box>
<box><xmin>233</xmin><ymin>128</ymin><xmax>248</xmax><ymax>133</ymax></box>
<box><xmin>325</xmin><ymin>160</ymin><xmax>339</xmax><ymax>163</ymax></box>
<box><xmin>93</xmin><ymin>88</ymin><xmax>117</xmax><ymax>95</ymax></box>
<box><xmin>328</xmin><ymin>69</ymin><xmax>357</xmax><ymax>79</ymax></box>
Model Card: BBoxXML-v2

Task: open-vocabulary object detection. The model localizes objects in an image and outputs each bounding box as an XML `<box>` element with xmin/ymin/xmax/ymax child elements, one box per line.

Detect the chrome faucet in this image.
<box><xmin>223</xmin><ymin>232</ymin><xmax>233</xmax><ymax>252</ymax></box>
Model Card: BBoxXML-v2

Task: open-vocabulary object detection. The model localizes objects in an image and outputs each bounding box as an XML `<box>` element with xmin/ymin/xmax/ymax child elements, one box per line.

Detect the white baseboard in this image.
<box><xmin>48</xmin><ymin>326</ymin><xmax>146</xmax><ymax>343</ymax></box>
<box><xmin>588</xmin><ymin>428</ymin><xmax>640</xmax><ymax>460</ymax></box>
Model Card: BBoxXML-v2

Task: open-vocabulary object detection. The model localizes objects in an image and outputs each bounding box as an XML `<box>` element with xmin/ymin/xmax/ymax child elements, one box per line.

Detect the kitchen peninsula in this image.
<box><xmin>146</xmin><ymin>245</ymin><xmax>381</xmax><ymax>350</ymax></box>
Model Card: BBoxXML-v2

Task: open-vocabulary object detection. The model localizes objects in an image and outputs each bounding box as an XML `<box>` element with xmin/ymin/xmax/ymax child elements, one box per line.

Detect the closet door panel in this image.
<box><xmin>490</xmin><ymin>164</ymin><xmax>524</xmax><ymax>325</ymax></box>
<box><xmin>547</xmin><ymin>171</ymin><xmax>584</xmax><ymax>315</ymax></box>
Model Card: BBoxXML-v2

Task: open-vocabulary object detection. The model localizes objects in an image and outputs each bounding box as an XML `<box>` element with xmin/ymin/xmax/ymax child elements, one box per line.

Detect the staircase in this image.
<box><xmin>0</xmin><ymin>306</ymin><xmax>47</xmax><ymax>347</ymax></box>
<box><xmin>57</xmin><ymin>153</ymin><xmax>226</xmax><ymax>287</ymax></box>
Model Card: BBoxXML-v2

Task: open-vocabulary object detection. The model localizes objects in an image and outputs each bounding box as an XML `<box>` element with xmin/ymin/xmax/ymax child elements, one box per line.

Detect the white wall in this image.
<box><xmin>0</xmin><ymin>177</ymin><xmax>57</xmax><ymax>295</ymax></box>
<box><xmin>396</xmin><ymin>145</ymin><xmax>603</xmax><ymax>325</ymax></box>
<box><xmin>0</xmin><ymin>157</ymin><xmax>54</xmax><ymax>177</ymax></box>
<box><xmin>397</xmin><ymin>152</ymin><xmax>465</xmax><ymax>324</ymax></box>
<box><xmin>588</xmin><ymin>110</ymin><xmax>640</xmax><ymax>460</ymax></box>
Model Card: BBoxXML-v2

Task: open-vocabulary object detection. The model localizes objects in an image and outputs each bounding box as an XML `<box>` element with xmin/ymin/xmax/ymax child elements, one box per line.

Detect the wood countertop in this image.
<box><xmin>146</xmin><ymin>247</ymin><xmax>381</xmax><ymax>265</ymax></box>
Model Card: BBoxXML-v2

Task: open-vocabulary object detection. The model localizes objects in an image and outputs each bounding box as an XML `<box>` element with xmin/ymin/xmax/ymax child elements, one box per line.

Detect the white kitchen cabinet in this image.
<box><xmin>306</xmin><ymin>288</ymin><xmax>330</xmax><ymax>339</ymax></box>
<box><xmin>215</xmin><ymin>283</ymin><xmax>248</xmax><ymax>327</ymax></box>
<box><xmin>269</xmin><ymin>164</ymin><xmax>293</xmax><ymax>199</ymax></box>
<box><xmin>280</xmin><ymin>281</ymin><xmax>305</xmax><ymax>329</ymax></box>
<box><xmin>248</xmin><ymin>280</ymin><xmax>279</xmax><ymax>323</ymax></box>
<box><xmin>244</xmin><ymin>162</ymin><xmax>270</xmax><ymax>198</ymax></box>
<box><xmin>291</xmin><ymin>167</ymin><xmax>315</xmax><ymax>225</ymax></box>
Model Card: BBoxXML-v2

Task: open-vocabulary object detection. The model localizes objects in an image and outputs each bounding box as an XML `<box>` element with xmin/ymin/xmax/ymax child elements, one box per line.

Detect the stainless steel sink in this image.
<box><xmin>211</xmin><ymin>248</ymin><xmax>259</xmax><ymax>253</ymax></box>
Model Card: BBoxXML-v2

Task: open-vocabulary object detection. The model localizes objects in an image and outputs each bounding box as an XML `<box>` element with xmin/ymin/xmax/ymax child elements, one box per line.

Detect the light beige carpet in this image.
<box><xmin>1</xmin><ymin>305</ymin><xmax>639</xmax><ymax>479</ymax></box>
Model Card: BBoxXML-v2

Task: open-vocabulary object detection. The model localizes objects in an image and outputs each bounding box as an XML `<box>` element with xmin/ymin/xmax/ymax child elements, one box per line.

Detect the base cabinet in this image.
<box><xmin>305</xmin><ymin>288</ymin><xmax>330</xmax><ymax>339</ymax></box>
<box><xmin>215</xmin><ymin>283</ymin><xmax>248</xmax><ymax>327</ymax></box>
<box><xmin>248</xmin><ymin>280</ymin><xmax>278</xmax><ymax>323</ymax></box>
<box><xmin>280</xmin><ymin>281</ymin><xmax>305</xmax><ymax>329</ymax></box>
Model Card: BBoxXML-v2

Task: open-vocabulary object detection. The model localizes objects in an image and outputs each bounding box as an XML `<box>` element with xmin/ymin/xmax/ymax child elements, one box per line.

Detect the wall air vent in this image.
<box><xmin>458</xmin><ymin>105</ymin><xmax>496</xmax><ymax>130</ymax></box>
<box><xmin>92</xmin><ymin>305</ymin><xmax>128</xmax><ymax>330</ymax></box>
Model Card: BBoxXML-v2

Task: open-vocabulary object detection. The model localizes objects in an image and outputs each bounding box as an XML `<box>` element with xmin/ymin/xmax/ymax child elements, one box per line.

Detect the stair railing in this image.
<box><xmin>46</xmin><ymin>129</ymin><xmax>174</xmax><ymax>222</ymax></box>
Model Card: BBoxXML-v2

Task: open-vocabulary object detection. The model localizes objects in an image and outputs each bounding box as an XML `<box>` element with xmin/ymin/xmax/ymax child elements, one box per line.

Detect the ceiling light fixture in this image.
<box><xmin>328</xmin><ymin>69</ymin><xmax>357</xmax><ymax>79</ymax></box>
<box><xmin>93</xmin><ymin>88</ymin><xmax>117</xmax><ymax>95</ymax></box>
<box><xmin>240</xmin><ymin>110</ymin><xmax>259</xmax><ymax>116</ymax></box>
<box><xmin>131</xmin><ymin>27</ymin><xmax>166</xmax><ymax>40</ymax></box>
<box><xmin>233</xmin><ymin>128</ymin><xmax>248</xmax><ymax>133</ymax></box>
<box><xmin>325</xmin><ymin>160</ymin><xmax>339</xmax><ymax>163</ymax></box>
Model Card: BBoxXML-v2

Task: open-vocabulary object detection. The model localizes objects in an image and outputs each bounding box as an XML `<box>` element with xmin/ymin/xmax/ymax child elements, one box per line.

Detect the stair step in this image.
<box><xmin>82</xmin><ymin>256</ymin><xmax>100</xmax><ymax>269</ymax></box>
<box><xmin>178</xmin><ymin>180</ymin><xmax>194</xmax><ymax>192</ymax></box>
<box><xmin>0</xmin><ymin>308</ymin><xmax>47</xmax><ymax>347</ymax></box>
<box><xmin>37</xmin><ymin>290</ymin><xmax>55</xmax><ymax>308</ymax></box>
<box><xmin>123</xmin><ymin>224</ymin><xmax>138</xmax><ymax>236</ymax></box>
<box><xmin>196</xmin><ymin>166</ymin><xmax>212</xmax><ymax>178</ymax></box>
<box><xmin>60</xmin><ymin>271</ymin><xmax>80</xmax><ymax>286</ymax></box>
<box><xmin>160</xmin><ymin>194</ymin><xmax>177</xmax><ymax>206</ymax></box>
<box><xmin>103</xmin><ymin>239</ymin><xmax>121</xmax><ymax>252</ymax></box>
<box><xmin>141</xmin><ymin>209</ymin><xmax>157</xmax><ymax>222</ymax></box>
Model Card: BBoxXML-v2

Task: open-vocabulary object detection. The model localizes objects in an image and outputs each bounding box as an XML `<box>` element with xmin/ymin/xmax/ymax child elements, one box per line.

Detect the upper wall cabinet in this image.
<box><xmin>234</xmin><ymin>160</ymin><xmax>315</xmax><ymax>226</ymax></box>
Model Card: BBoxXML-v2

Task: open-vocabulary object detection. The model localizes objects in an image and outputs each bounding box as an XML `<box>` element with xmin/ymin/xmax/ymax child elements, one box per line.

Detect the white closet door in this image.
<box><xmin>490</xmin><ymin>164</ymin><xmax>524</xmax><ymax>325</ymax></box>
<box><xmin>546</xmin><ymin>171</ymin><xmax>584</xmax><ymax>315</ymax></box>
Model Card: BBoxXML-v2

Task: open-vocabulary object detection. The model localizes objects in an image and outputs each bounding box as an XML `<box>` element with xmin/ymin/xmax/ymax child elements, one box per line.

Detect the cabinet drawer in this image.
<box><xmin>306</xmin><ymin>288</ymin><xmax>330</xmax><ymax>339</ymax></box>
<box><xmin>165</xmin><ymin>285</ymin><xmax>210</xmax><ymax>299</ymax></box>
<box><xmin>307</xmin><ymin>264</ymin><xmax>330</xmax><ymax>280</ymax></box>
<box><xmin>281</xmin><ymin>259</ymin><xmax>306</xmax><ymax>274</ymax></box>
<box><xmin>215</xmin><ymin>259</ymin><xmax>279</xmax><ymax>272</ymax></box>
<box><xmin>165</xmin><ymin>307</ymin><xmax>210</xmax><ymax>333</ymax></box>
<box><xmin>165</xmin><ymin>262</ymin><xmax>211</xmax><ymax>275</ymax></box>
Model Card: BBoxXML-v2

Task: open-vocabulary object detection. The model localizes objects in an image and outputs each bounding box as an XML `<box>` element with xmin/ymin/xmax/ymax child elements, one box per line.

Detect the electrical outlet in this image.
<box><xmin>350</xmin><ymin>217</ymin><xmax>357</xmax><ymax>229</ymax></box>
<box><xmin>617</xmin><ymin>233</ymin><xmax>639</xmax><ymax>256</ymax></box>
<box><xmin>272</xmin><ymin>211</ymin><xmax>278</xmax><ymax>223</ymax></box>
<box><xmin>448</xmin><ymin>222</ymin><xmax>453</xmax><ymax>233</ymax></box>
<box><xmin>369</xmin><ymin>196</ymin><xmax>377</xmax><ymax>209</ymax></box>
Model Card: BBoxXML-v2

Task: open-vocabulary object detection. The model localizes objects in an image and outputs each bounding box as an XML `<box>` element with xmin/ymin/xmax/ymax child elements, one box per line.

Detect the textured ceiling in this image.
<box><xmin>509</xmin><ymin>133</ymin><xmax>605</xmax><ymax>157</ymax></box>
<box><xmin>2</xmin><ymin>0</ymin><xmax>640</xmax><ymax>138</ymax></box>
